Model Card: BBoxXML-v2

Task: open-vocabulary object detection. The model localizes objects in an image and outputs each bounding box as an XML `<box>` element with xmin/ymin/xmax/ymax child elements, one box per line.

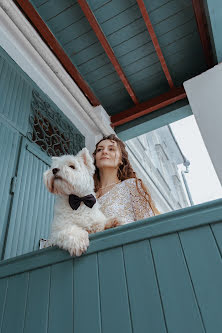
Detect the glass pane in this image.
<box><xmin>125</xmin><ymin>115</ymin><xmax>222</xmax><ymax>214</ymax></box>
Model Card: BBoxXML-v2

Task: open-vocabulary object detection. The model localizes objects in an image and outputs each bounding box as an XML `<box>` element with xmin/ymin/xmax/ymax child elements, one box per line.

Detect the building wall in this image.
<box><xmin>126</xmin><ymin>126</ymin><xmax>189</xmax><ymax>213</ymax></box>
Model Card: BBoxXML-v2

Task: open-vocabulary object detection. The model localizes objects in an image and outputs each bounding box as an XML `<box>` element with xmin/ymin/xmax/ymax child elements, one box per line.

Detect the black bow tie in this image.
<box><xmin>69</xmin><ymin>194</ymin><xmax>96</xmax><ymax>210</ymax></box>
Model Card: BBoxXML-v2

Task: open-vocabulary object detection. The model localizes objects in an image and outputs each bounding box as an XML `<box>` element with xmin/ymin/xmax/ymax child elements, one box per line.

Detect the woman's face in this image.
<box><xmin>95</xmin><ymin>139</ymin><xmax>122</xmax><ymax>170</ymax></box>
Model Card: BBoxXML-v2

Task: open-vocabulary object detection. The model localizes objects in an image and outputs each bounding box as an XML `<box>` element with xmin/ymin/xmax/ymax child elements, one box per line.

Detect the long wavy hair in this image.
<box><xmin>93</xmin><ymin>134</ymin><xmax>159</xmax><ymax>216</ymax></box>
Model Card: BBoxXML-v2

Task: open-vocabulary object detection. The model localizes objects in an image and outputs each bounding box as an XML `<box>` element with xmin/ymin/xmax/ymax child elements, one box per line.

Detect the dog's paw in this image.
<box><xmin>104</xmin><ymin>217</ymin><xmax>124</xmax><ymax>230</ymax></box>
<box><xmin>68</xmin><ymin>229</ymin><xmax>89</xmax><ymax>257</ymax></box>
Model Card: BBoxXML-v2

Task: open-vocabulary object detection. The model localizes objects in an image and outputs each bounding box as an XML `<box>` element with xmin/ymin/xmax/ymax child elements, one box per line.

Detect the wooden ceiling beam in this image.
<box><xmin>77</xmin><ymin>0</ymin><xmax>139</xmax><ymax>105</ymax></box>
<box><xmin>111</xmin><ymin>87</ymin><xmax>186</xmax><ymax>127</ymax></box>
<box><xmin>15</xmin><ymin>0</ymin><xmax>100</xmax><ymax>106</ymax></box>
<box><xmin>192</xmin><ymin>0</ymin><xmax>214</xmax><ymax>68</ymax></box>
<box><xmin>136</xmin><ymin>0</ymin><xmax>174</xmax><ymax>88</ymax></box>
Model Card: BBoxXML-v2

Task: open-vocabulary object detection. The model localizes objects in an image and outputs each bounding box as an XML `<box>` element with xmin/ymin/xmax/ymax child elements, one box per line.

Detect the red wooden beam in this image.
<box><xmin>136</xmin><ymin>0</ymin><xmax>174</xmax><ymax>88</ymax></box>
<box><xmin>15</xmin><ymin>0</ymin><xmax>100</xmax><ymax>106</ymax></box>
<box><xmin>111</xmin><ymin>87</ymin><xmax>186</xmax><ymax>127</ymax></box>
<box><xmin>192</xmin><ymin>0</ymin><xmax>214</xmax><ymax>68</ymax></box>
<box><xmin>77</xmin><ymin>0</ymin><xmax>139</xmax><ymax>105</ymax></box>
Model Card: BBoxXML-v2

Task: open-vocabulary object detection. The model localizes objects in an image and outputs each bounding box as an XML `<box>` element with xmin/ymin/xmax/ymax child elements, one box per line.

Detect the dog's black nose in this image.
<box><xmin>52</xmin><ymin>168</ymin><xmax>59</xmax><ymax>175</ymax></box>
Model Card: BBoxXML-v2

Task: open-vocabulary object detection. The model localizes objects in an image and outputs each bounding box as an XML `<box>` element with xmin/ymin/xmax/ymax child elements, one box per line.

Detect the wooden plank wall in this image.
<box><xmin>3</xmin><ymin>140</ymin><xmax>54</xmax><ymax>260</ymax></box>
<box><xmin>0</xmin><ymin>45</ymin><xmax>85</xmax><ymax>259</ymax></box>
<box><xmin>0</xmin><ymin>199</ymin><xmax>222</xmax><ymax>333</ymax></box>
<box><xmin>0</xmin><ymin>121</ymin><xmax>21</xmax><ymax>256</ymax></box>
<box><xmin>0</xmin><ymin>50</ymin><xmax>32</xmax><ymax>135</ymax></box>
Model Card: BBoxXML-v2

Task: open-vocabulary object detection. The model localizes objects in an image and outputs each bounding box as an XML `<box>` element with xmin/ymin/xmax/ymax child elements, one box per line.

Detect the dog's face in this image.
<box><xmin>43</xmin><ymin>148</ymin><xmax>95</xmax><ymax>196</ymax></box>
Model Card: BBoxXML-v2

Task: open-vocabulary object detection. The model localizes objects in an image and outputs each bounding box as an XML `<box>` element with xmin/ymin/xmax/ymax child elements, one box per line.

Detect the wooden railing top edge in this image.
<box><xmin>0</xmin><ymin>198</ymin><xmax>222</xmax><ymax>278</ymax></box>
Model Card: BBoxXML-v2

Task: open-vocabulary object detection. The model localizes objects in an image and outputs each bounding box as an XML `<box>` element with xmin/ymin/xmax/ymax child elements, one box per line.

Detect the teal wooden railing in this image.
<box><xmin>0</xmin><ymin>199</ymin><xmax>222</xmax><ymax>333</ymax></box>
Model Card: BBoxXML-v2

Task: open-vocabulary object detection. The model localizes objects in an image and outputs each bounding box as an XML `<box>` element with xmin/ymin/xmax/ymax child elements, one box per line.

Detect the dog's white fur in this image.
<box><xmin>43</xmin><ymin>148</ymin><xmax>121</xmax><ymax>256</ymax></box>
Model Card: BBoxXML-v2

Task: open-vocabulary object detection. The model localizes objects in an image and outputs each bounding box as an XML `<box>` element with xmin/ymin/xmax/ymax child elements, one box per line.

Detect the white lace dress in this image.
<box><xmin>97</xmin><ymin>178</ymin><xmax>154</xmax><ymax>224</ymax></box>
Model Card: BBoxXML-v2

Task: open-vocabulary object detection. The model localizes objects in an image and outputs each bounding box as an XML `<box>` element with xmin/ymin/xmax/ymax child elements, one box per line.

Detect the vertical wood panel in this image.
<box><xmin>35</xmin><ymin>162</ymin><xmax>52</xmax><ymax>246</ymax></box>
<box><xmin>4</xmin><ymin>140</ymin><xmax>54</xmax><ymax>259</ymax></box>
<box><xmin>45</xmin><ymin>165</ymin><xmax>52</xmax><ymax>237</ymax></box>
<box><xmin>123</xmin><ymin>240</ymin><xmax>167</xmax><ymax>333</ymax></box>
<box><xmin>0</xmin><ymin>61</ymin><xmax>11</xmax><ymax>109</ymax></box>
<box><xmin>24</xmin><ymin>154</ymin><xmax>40</xmax><ymax>253</ymax></box>
<box><xmin>16</xmin><ymin>152</ymin><xmax>33</xmax><ymax>254</ymax></box>
<box><xmin>28</xmin><ymin>161</ymin><xmax>44</xmax><ymax>251</ymax></box>
<box><xmin>14</xmin><ymin>78</ymin><xmax>25</xmax><ymax>126</ymax></box>
<box><xmin>0</xmin><ymin>278</ymin><xmax>8</xmax><ymax>331</ymax></box>
<box><xmin>179</xmin><ymin>225</ymin><xmax>222</xmax><ymax>333</ymax></box>
<box><xmin>0</xmin><ymin>54</ymin><xmax>31</xmax><ymax>134</ymax></box>
<box><xmin>9</xmin><ymin>74</ymin><xmax>23</xmax><ymax>121</ymax></box>
<box><xmin>3</xmin><ymin>70</ymin><xmax>17</xmax><ymax>115</ymax></box>
<box><xmin>151</xmin><ymin>233</ymin><xmax>205</xmax><ymax>333</ymax></box>
<box><xmin>73</xmin><ymin>254</ymin><xmax>102</xmax><ymax>333</ymax></box>
<box><xmin>4</xmin><ymin>145</ymin><xmax>28</xmax><ymax>259</ymax></box>
<box><xmin>48</xmin><ymin>261</ymin><xmax>73</xmax><ymax>333</ymax></box>
<box><xmin>98</xmin><ymin>247</ymin><xmax>132</xmax><ymax>333</ymax></box>
<box><xmin>23</xmin><ymin>267</ymin><xmax>50</xmax><ymax>333</ymax></box>
<box><xmin>0</xmin><ymin>55</ymin><xmax>4</xmax><ymax>77</ymax></box>
<box><xmin>1</xmin><ymin>273</ymin><xmax>29</xmax><ymax>333</ymax></box>
<box><xmin>0</xmin><ymin>121</ymin><xmax>21</xmax><ymax>258</ymax></box>
<box><xmin>210</xmin><ymin>222</ymin><xmax>222</xmax><ymax>255</ymax></box>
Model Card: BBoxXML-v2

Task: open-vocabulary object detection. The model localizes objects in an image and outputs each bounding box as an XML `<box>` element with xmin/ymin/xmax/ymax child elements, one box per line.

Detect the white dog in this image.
<box><xmin>43</xmin><ymin>148</ymin><xmax>121</xmax><ymax>256</ymax></box>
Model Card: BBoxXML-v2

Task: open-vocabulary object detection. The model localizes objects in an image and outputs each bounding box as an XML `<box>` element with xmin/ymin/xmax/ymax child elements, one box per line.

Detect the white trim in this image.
<box><xmin>0</xmin><ymin>0</ymin><xmax>114</xmax><ymax>152</ymax></box>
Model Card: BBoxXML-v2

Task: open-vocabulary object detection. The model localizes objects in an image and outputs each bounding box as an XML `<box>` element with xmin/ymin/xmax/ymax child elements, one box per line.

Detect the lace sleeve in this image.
<box><xmin>125</xmin><ymin>179</ymin><xmax>154</xmax><ymax>221</ymax></box>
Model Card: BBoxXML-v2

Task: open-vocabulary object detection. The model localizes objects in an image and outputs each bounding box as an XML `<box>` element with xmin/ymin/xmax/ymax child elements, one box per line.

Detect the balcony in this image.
<box><xmin>0</xmin><ymin>199</ymin><xmax>222</xmax><ymax>333</ymax></box>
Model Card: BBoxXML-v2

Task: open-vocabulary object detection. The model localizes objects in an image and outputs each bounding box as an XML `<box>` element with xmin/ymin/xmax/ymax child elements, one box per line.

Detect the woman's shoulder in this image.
<box><xmin>122</xmin><ymin>178</ymin><xmax>143</xmax><ymax>188</ymax></box>
<box><xmin>96</xmin><ymin>178</ymin><xmax>137</xmax><ymax>201</ymax></box>
<box><xmin>122</xmin><ymin>177</ymin><xmax>146</xmax><ymax>194</ymax></box>
<box><xmin>121</xmin><ymin>178</ymin><xmax>136</xmax><ymax>185</ymax></box>
<box><xmin>121</xmin><ymin>178</ymin><xmax>138</xmax><ymax>191</ymax></box>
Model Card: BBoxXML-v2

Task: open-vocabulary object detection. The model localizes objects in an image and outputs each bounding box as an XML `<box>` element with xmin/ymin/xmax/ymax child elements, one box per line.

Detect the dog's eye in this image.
<box><xmin>69</xmin><ymin>165</ymin><xmax>75</xmax><ymax>169</ymax></box>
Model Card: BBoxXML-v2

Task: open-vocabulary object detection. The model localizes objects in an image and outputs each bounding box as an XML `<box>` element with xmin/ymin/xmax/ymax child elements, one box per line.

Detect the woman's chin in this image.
<box><xmin>98</xmin><ymin>162</ymin><xmax>117</xmax><ymax>169</ymax></box>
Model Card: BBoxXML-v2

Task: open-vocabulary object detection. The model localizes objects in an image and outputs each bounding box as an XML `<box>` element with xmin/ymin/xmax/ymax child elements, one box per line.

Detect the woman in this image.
<box><xmin>93</xmin><ymin>134</ymin><xmax>159</xmax><ymax>224</ymax></box>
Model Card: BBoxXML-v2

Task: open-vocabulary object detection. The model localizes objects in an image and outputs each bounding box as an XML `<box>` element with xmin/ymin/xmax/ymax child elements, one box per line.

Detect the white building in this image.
<box><xmin>126</xmin><ymin>125</ymin><xmax>190</xmax><ymax>213</ymax></box>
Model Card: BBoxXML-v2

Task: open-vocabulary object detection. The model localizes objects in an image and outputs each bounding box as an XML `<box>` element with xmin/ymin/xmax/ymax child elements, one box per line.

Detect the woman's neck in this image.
<box><xmin>98</xmin><ymin>169</ymin><xmax>120</xmax><ymax>188</ymax></box>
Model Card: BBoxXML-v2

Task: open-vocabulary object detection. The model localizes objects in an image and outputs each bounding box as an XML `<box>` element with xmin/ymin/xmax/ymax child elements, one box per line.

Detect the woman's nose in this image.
<box><xmin>102</xmin><ymin>149</ymin><xmax>109</xmax><ymax>155</ymax></box>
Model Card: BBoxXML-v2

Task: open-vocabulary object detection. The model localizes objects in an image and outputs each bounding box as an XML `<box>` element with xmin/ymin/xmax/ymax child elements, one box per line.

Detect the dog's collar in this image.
<box><xmin>69</xmin><ymin>194</ymin><xmax>96</xmax><ymax>210</ymax></box>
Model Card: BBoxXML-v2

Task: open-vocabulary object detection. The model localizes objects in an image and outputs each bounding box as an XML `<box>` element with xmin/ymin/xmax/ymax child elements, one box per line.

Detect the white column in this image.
<box><xmin>184</xmin><ymin>64</ymin><xmax>222</xmax><ymax>185</ymax></box>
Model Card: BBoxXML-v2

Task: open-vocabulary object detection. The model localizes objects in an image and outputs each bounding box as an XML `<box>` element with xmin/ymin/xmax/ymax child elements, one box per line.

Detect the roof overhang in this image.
<box><xmin>14</xmin><ymin>0</ymin><xmax>215</xmax><ymax>136</ymax></box>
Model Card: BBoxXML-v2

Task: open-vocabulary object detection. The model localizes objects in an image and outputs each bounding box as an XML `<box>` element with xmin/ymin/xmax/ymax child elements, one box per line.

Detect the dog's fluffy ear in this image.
<box><xmin>51</xmin><ymin>156</ymin><xmax>59</xmax><ymax>161</ymax></box>
<box><xmin>77</xmin><ymin>148</ymin><xmax>95</xmax><ymax>174</ymax></box>
<box><xmin>43</xmin><ymin>170</ymin><xmax>54</xmax><ymax>193</ymax></box>
<box><xmin>51</xmin><ymin>156</ymin><xmax>59</xmax><ymax>165</ymax></box>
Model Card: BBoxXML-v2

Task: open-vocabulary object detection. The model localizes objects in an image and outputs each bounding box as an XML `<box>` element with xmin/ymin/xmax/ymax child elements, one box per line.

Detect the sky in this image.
<box><xmin>170</xmin><ymin>115</ymin><xmax>222</xmax><ymax>205</ymax></box>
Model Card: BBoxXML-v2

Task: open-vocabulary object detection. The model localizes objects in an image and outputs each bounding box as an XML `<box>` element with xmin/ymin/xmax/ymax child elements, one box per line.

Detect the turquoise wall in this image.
<box><xmin>0</xmin><ymin>46</ymin><xmax>85</xmax><ymax>260</ymax></box>
<box><xmin>0</xmin><ymin>199</ymin><xmax>222</xmax><ymax>332</ymax></box>
<box><xmin>204</xmin><ymin>0</ymin><xmax>222</xmax><ymax>63</ymax></box>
